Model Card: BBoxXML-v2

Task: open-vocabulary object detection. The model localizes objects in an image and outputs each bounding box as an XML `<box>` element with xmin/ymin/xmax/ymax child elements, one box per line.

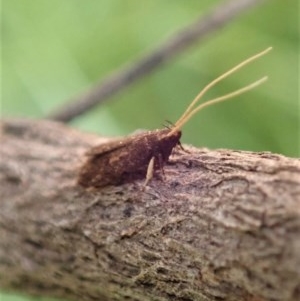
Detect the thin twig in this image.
<box><xmin>47</xmin><ymin>0</ymin><xmax>267</xmax><ymax>122</ymax></box>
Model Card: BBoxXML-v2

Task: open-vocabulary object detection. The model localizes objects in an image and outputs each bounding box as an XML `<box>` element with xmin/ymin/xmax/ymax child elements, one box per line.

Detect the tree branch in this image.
<box><xmin>0</xmin><ymin>118</ymin><xmax>299</xmax><ymax>301</ymax></box>
<box><xmin>47</xmin><ymin>0</ymin><xmax>267</xmax><ymax>122</ymax></box>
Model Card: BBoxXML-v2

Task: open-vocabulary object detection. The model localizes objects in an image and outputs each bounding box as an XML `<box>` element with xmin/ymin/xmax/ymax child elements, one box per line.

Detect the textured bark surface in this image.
<box><xmin>0</xmin><ymin>118</ymin><xmax>299</xmax><ymax>301</ymax></box>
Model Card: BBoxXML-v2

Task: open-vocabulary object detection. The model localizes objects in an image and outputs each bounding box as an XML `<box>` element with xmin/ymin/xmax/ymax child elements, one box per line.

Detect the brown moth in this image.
<box><xmin>78</xmin><ymin>47</ymin><xmax>272</xmax><ymax>188</ymax></box>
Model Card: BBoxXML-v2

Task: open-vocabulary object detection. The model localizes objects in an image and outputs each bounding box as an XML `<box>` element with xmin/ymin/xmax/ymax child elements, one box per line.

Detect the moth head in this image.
<box><xmin>159</xmin><ymin>127</ymin><xmax>182</xmax><ymax>142</ymax></box>
<box><xmin>157</xmin><ymin>128</ymin><xmax>182</xmax><ymax>160</ymax></box>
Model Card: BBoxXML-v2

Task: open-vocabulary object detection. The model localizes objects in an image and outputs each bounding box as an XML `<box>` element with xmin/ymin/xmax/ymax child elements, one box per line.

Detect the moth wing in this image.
<box><xmin>85</xmin><ymin>131</ymin><xmax>151</xmax><ymax>157</ymax></box>
<box><xmin>86</xmin><ymin>138</ymin><xmax>130</xmax><ymax>157</ymax></box>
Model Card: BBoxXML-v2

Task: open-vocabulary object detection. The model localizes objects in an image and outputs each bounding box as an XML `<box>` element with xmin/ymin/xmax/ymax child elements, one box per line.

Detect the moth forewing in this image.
<box><xmin>78</xmin><ymin>128</ymin><xmax>181</xmax><ymax>188</ymax></box>
<box><xmin>85</xmin><ymin>139</ymin><xmax>129</xmax><ymax>157</ymax></box>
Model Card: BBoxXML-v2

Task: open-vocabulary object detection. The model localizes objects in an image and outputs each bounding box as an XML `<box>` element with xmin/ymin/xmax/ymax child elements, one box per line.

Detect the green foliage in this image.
<box><xmin>0</xmin><ymin>292</ymin><xmax>59</xmax><ymax>301</ymax></box>
<box><xmin>2</xmin><ymin>0</ymin><xmax>298</xmax><ymax>158</ymax></box>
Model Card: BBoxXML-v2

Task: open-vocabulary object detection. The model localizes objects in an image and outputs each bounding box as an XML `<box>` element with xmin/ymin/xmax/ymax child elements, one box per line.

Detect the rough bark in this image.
<box><xmin>0</xmin><ymin>118</ymin><xmax>299</xmax><ymax>301</ymax></box>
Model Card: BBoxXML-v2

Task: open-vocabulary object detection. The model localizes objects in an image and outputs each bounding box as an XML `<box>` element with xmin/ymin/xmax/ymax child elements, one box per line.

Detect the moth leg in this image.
<box><xmin>177</xmin><ymin>140</ymin><xmax>190</xmax><ymax>153</ymax></box>
<box><xmin>144</xmin><ymin>156</ymin><xmax>155</xmax><ymax>187</ymax></box>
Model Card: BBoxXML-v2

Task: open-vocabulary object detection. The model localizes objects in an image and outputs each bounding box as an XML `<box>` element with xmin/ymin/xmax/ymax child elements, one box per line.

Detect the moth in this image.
<box><xmin>78</xmin><ymin>47</ymin><xmax>272</xmax><ymax>188</ymax></box>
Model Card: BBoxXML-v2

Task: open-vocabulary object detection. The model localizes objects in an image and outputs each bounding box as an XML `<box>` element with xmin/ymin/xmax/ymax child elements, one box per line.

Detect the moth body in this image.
<box><xmin>78</xmin><ymin>128</ymin><xmax>181</xmax><ymax>188</ymax></box>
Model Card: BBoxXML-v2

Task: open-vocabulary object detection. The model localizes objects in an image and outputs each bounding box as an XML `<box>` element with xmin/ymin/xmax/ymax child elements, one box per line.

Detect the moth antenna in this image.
<box><xmin>169</xmin><ymin>76</ymin><xmax>267</xmax><ymax>134</ymax></box>
<box><xmin>173</xmin><ymin>47</ymin><xmax>272</xmax><ymax>130</ymax></box>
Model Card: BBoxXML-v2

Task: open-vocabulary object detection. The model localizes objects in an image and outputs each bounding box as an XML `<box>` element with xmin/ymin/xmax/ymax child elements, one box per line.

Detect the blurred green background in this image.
<box><xmin>2</xmin><ymin>0</ymin><xmax>299</xmax><ymax>157</ymax></box>
<box><xmin>1</xmin><ymin>0</ymin><xmax>299</xmax><ymax>300</ymax></box>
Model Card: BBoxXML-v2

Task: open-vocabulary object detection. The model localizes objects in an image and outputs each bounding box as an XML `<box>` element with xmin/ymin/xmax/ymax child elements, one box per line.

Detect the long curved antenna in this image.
<box><xmin>168</xmin><ymin>76</ymin><xmax>268</xmax><ymax>135</ymax></box>
<box><xmin>174</xmin><ymin>47</ymin><xmax>272</xmax><ymax>128</ymax></box>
